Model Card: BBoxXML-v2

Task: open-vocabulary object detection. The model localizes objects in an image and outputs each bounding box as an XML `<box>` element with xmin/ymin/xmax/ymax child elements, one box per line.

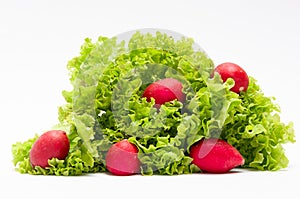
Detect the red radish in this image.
<box><xmin>214</xmin><ymin>62</ymin><xmax>249</xmax><ymax>94</ymax></box>
<box><xmin>190</xmin><ymin>138</ymin><xmax>244</xmax><ymax>173</ymax></box>
<box><xmin>29</xmin><ymin>130</ymin><xmax>70</xmax><ymax>168</ymax></box>
<box><xmin>142</xmin><ymin>78</ymin><xmax>185</xmax><ymax>108</ymax></box>
<box><xmin>105</xmin><ymin>139</ymin><xmax>140</xmax><ymax>176</ymax></box>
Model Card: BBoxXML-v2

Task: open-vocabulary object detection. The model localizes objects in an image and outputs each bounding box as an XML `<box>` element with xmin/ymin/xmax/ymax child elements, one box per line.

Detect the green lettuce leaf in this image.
<box><xmin>220</xmin><ymin>77</ymin><xmax>295</xmax><ymax>170</ymax></box>
<box><xmin>12</xmin><ymin>30</ymin><xmax>295</xmax><ymax>175</ymax></box>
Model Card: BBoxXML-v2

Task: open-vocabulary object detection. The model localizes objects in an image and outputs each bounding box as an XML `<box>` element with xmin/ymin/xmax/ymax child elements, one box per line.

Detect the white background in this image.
<box><xmin>1</xmin><ymin>0</ymin><xmax>299</xmax><ymax>198</ymax></box>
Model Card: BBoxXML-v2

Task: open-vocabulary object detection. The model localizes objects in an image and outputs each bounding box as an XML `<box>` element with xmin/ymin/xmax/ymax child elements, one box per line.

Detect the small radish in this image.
<box><xmin>190</xmin><ymin>138</ymin><xmax>244</xmax><ymax>173</ymax></box>
<box><xmin>105</xmin><ymin>139</ymin><xmax>140</xmax><ymax>176</ymax></box>
<box><xmin>214</xmin><ymin>62</ymin><xmax>249</xmax><ymax>94</ymax></box>
<box><xmin>142</xmin><ymin>78</ymin><xmax>185</xmax><ymax>108</ymax></box>
<box><xmin>29</xmin><ymin>130</ymin><xmax>70</xmax><ymax>168</ymax></box>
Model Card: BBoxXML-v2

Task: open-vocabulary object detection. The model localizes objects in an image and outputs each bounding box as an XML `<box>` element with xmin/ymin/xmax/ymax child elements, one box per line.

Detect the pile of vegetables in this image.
<box><xmin>12</xmin><ymin>29</ymin><xmax>295</xmax><ymax>176</ymax></box>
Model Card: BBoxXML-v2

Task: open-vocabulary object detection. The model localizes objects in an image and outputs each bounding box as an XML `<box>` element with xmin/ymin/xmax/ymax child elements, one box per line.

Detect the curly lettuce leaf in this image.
<box><xmin>12</xmin><ymin>30</ymin><xmax>295</xmax><ymax>176</ymax></box>
<box><xmin>221</xmin><ymin>77</ymin><xmax>295</xmax><ymax>170</ymax></box>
